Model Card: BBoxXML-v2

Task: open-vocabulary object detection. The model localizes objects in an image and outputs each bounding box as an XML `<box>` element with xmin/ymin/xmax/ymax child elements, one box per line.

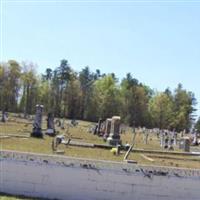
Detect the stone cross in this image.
<box><xmin>31</xmin><ymin>104</ymin><xmax>44</xmax><ymax>138</ymax></box>
<box><xmin>46</xmin><ymin>112</ymin><xmax>56</xmax><ymax>136</ymax></box>
<box><xmin>107</xmin><ymin>116</ymin><xmax>121</xmax><ymax>145</ymax></box>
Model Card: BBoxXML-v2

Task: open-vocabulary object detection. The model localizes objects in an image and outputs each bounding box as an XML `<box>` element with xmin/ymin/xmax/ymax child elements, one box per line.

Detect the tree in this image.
<box><xmin>42</xmin><ymin>68</ymin><xmax>53</xmax><ymax>81</ymax></box>
<box><xmin>94</xmin><ymin>75</ymin><xmax>120</xmax><ymax>119</ymax></box>
<box><xmin>41</xmin><ymin>68</ymin><xmax>53</xmax><ymax>112</ymax></box>
<box><xmin>0</xmin><ymin>60</ymin><xmax>21</xmax><ymax>112</ymax></box>
<box><xmin>149</xmin><ymin>93</ymin><xmax>173</xmax><ymax>129</ymax></box>
<box><xmin>50</xmin><ymin>59</ymin><xmax>73</xmax><ymax>117</ymax></box>
<box><xmin>0</xmin><ymin>63</ymin><xmax>7</xmax><ymax>111</ymax></box>
<box><xmin>195</xmin><ymin>117</ymin><xmax>200</xmax><ymax>132</ymax></box>
<box><xmin>20</xmin><ymin>62</ymin><xmax>38</xmax><ymax>115</ymax></box>
<box><xmin>120</xmin><ymin>73</ymin><xmax>150</xmax><ymax>127</ymax></box>
<box><xmin>172</xmin><ymin>84</ymin><xmax>197</xmax><ymax>131</ymax></box>
<box><xmin>0</xmin><ymin>59</ymin><xmax>198</xmax><ymax>129</ymax></box>
<box><xmin>7</xmin><ymin>60</ymin><xmax>21</xmax><ymax>111</ymax></box>
<box><xmin>64</xmin><ymin>74</ymin><xmax>82</xmax><ymax>119</ymax></box>
<box><xmin>78</xmin><ymin>66</ymin><xmax>100</xmax><ymax>120</ymax></box>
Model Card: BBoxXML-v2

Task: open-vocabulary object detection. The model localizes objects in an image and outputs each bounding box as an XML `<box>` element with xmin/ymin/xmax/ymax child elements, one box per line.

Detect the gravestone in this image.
<box><xmin>181</xmin><ymin>129</ymin><xmax>186</xmax><ymax>137</ymax></box>
<box><xmin>52</xmin><ymin>135</ymin><xmax>65</xmax><ymax>151</ymax></box>
<box><xmin>164</xmin><ymin>131</ymin><xmax>169</xmax><ymax>149</ymax></box>
<box><xmin>107</xmin><ymin>116</ymin><xmax>121</xmax><ymax>145</ymax></box>
<box><xmin>93</xmin><ymin>124</ymin><xmax>98</xmax><ymax>135</ymax></box>
<box><xmin>168</xmin><ymin>137</ymin><xmax>174</xmax><ymax>150</ymax></box>
<box><xmin>55</xmin><ymin>119</ymin><xmax>61</xmax><ymax>127</ymax></box>
<box><xmin>156</xmin><ymin>128</ymin><xmax>160</xmax><ymax>138</ymax></box>
<box><xmin>103</xmin><ymin>118</ymin><xmax>112</xmax><ymax>140</ymax></box>
<box><xmin>142</xmin><ymin>127</ymin><xmax>149</xmax><ymax>145</ymax></box>
<box><xmin>179</xmin><ymin>137</ymin><xmax>190</xmax><ymax>152</ymax></box>
<box><xmin>71</xmin><ymin>119</ymin><xmax>78</xmax><ymax>127</ymax></box>
<box><xmin>61</xmin><ymin>119</ymin><xmax>65</xmax><ymax>130</ymax></box>
<box><xmin>172</xmin><ymin>130</ymin><xmax>177</xmax><ymax>145</ymax></box>
<box><xmin>97</xmin><ymin>118</ymin><xmax>103</xmax><ymax>136</ymax></box>
<box><xmin>160</xmin><ymin>130</ymin><xmax>165</xmax><ymax>148</ymax></box>
<box><xmin>1</xmin><ymin>110</ymin><xmax>6</xmax><ymax>122</ymax></box>
<box><xmin>101</xmin><ymin>121</ymin><xmax>106</xmax><ymax>136</ymax></box>
<box><xmin>31</xmin><ymin>105</ymin><xmax>43</xmax><ymax>138</ymax></box>
<box><xmin>46</xmin><ymin>112</ymin><xmax>56</xmax><ymax>136</ymax></box>
<box><xmin>144</xmin><ymin>131</ymin><xmax>149</xmax><ymax>145</ymax></box>
<box><xmin>93</xmin><ymin>119</ymin><xmax>103</xmax><ymax>135</ymax></box>
<box><xmin>192</xmin><ymin>130</ymin><xmax>198</xmax><ymax>145</ymax></box>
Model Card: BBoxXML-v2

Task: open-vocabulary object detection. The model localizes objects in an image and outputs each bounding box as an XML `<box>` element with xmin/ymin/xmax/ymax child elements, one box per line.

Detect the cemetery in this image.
<box><xmin>1</xmin><ymin>107</ymin><xmax>200</xmax><ymax>200</ymax></box>
<box><xmin>2</xmin><ymin>1</ymin><xmax>200</xmax><ymax>199</ymax></box>
<box><xmin>1</xmin><ymin>107</ymin><xmax>200</xmax><ymax>168</ymax></box>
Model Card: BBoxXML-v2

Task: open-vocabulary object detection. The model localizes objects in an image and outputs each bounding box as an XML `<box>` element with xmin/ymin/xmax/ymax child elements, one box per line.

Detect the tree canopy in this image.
<box><xmin>0</xmin><ymin>59</ymin><xmax>197</xmax><ymax>131</ymax></box>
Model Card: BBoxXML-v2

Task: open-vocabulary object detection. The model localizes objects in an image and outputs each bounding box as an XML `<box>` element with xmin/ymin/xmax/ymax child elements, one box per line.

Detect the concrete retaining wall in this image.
<box><xmin>0</xmin><ymin>150</ymin><xmax>200</xmax><ymax>200</ymax></box>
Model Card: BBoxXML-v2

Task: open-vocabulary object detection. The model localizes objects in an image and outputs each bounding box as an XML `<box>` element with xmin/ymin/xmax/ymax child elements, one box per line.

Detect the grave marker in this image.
<box><xmin>46</xmin><ymin>112</ymin><xmax>56</xmax><ymax>136</ymax></box>
<box><xmin>107</xmin><ymin>116</ymin><xmax>121</xmax><ymax>145</ymax></box>
<box><xmin>31</xmin><ymin>105</ymin><xmax>43</xmax><ymax>138</ymax></box>
<box><xmin>103</xmin><ymin>118</ymin><xmax>112</xmax><ymax>140</ymax></box>
<box><xmin>1</xmin><ymin>110</ymin><xmax>6</xmax><ymax>122</ymax></box>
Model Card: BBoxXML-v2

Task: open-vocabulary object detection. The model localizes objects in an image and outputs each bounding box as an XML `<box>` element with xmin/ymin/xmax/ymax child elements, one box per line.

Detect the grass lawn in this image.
<box><xmin>0</xmin><ymin>194</ymin><xmax>37</xmax><ymax>200</ymax></box>
<box><xmin>1</xmin><ymin>115</ymin><xmax>200</xmax><ymax>168</ymax></box>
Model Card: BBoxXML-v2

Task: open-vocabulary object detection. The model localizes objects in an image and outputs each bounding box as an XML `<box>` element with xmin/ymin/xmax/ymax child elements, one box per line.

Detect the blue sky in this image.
<box><xmin>1</xmin><ymin>1</ymin><xmax>200</xmax><ymax>116</ymax></box>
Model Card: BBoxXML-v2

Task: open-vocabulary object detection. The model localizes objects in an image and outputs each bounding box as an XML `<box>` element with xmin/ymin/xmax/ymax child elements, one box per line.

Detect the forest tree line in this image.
<box><xmin>0</xmin><ymin>59</ymin><xmax>199</xmax><ymax>132</ymax></box>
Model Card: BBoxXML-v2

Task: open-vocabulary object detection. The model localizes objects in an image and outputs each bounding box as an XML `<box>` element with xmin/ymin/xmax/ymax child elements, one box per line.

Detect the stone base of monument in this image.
<box><xmin>45</xmin><ymin>129</ymin><xmax>56</xmax><ymax>137</ymax></box>
<box><xmin>107</xmin><ymin>134</ymin><xmax>121</xmax><ymax>146</ymax></box>
<box><xmin>31</xmin><ymin>128</ymin><xmax>43</xmax><ymax>138</ymax></box>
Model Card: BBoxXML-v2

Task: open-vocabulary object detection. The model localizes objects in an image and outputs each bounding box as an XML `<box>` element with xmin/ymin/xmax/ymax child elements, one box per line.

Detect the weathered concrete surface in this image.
<box><xmin>0</xmin><ymin>150</ymin><xmax>200</xmax><ymax>200</ymax></box>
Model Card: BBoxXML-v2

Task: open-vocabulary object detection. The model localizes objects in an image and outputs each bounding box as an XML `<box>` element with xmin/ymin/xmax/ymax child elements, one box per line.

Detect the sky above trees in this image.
<box><xmin>1</xmin><ymin>1</ymin><xmax>200</xmax><ymax>115</ymax></box>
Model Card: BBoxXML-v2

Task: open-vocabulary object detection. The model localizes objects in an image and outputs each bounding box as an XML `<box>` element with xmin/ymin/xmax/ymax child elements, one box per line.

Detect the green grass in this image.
<box><xmin>0</xmin><ymin>197</ymin><xmax>32</xmax><ymax>200</ymax></box>
<box><xmin>0</xmin><ymin>194</ymin><xmax>38</xmax><ymax>200</ymax></box>
<box><xmin>1</xmin><ymin>116</ymin><xmax>200</xmax><ymax>168</ymax></box>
